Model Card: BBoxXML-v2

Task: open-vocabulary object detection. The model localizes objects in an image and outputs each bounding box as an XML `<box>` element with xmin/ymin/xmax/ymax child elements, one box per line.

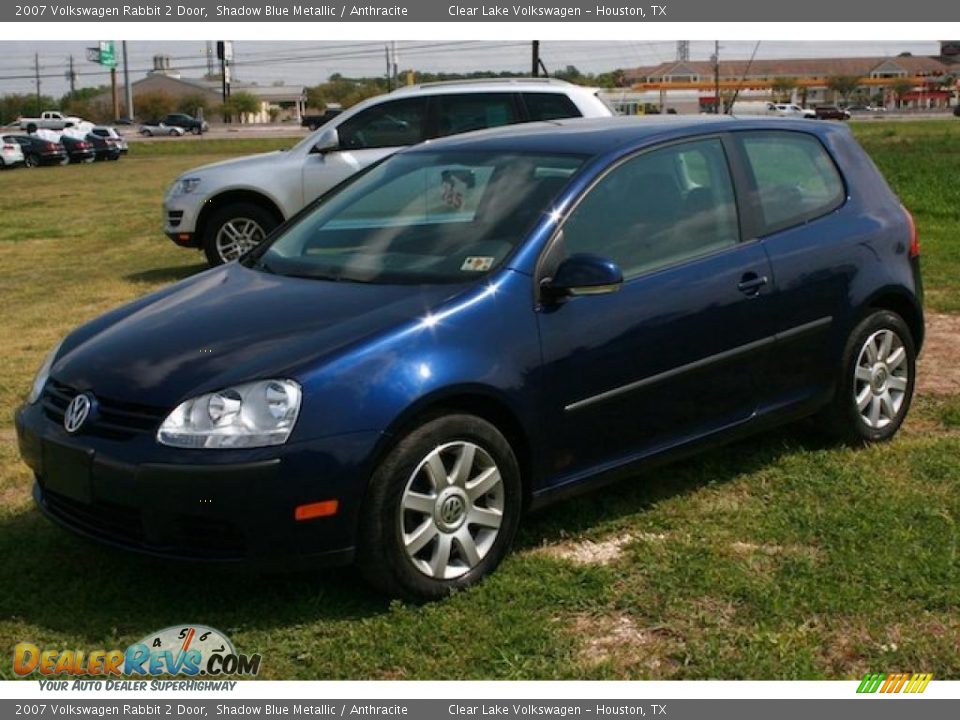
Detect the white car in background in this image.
<box><xmin>774</xmin><ymin>103</ymin><xmax>816</xmax><ymax>118</ymax></box>
<box><xmin>163</xmin><ymin>78</ymin><xmax>615</xmax><ymax>265</ymax></box>
<box><xmin>1</xmin><ymin>137</ymin><xmax>25</xmax><ymax>168</ymax></box>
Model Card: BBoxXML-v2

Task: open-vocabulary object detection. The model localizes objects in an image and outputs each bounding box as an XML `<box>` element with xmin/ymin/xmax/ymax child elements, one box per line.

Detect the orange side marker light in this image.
<box><xmin>295</xmin><ymin>500</ymin><xmax>339</xmax><ymax>521</ymax></box>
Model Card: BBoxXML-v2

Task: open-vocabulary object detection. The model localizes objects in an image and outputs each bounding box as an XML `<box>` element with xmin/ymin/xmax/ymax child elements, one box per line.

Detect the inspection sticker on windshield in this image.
<box><xmin>461</xmin><ymin>256</ymin><xmax>494</xmax><ymax>272</ymax></box>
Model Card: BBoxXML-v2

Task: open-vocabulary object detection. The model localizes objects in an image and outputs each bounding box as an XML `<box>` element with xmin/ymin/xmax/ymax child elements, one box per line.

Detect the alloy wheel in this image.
<box><xmin>214</xmin><ymin>218</ymin><xmax>266</xmax><ymax>262</ymax></box>
<box><xmin>854</xmin><ymin>328</ymin><xmax>909</xmax><ymax>429</ymax></box>
<box><xmin>399</xmin><ymin>441</ymin><xmax>505</xmax><ymax>580</ymax></box>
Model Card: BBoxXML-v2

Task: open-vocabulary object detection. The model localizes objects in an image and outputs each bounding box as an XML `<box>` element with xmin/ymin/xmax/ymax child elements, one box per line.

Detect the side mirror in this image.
<box><xmin>541</xmin><ymin>254</ymin><xmax>623</xmax><ymax>299</ymax></box>
<box><xmin>311</xmin><ymin>127</ymin><xmax>340</xmax><ymax>154</ymax></box>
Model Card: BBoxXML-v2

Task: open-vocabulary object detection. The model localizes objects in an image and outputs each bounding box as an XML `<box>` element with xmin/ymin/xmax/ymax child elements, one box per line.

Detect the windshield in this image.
<box><xmin>249</xmin><ymin>150</ymin><xmax>585</xmax><ymax>284</ymax></box>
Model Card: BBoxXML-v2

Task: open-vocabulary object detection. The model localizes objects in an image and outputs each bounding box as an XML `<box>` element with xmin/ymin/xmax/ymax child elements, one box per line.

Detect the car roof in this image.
<box><xmin>388</xmin><ymin>77</ymin><xmax>595</xmax><ymax>97</ymax></box>
<box><xmin>403</xmin><ymin>115</ymin><xmax>843</xmax><ymax>158</ymax></box>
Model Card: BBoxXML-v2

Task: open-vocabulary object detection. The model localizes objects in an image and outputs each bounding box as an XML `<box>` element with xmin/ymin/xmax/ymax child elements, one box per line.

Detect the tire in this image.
<box><xmin>191</xmin><ymin>126</ymin><xmax>201</xmax><ymax>135</ymax></box>
<box><xmin>819</xmin><ymin>310</ymin><xmax>916</xmax><ymax>444</ymax></box>
<box><xmin>202</xmin><ymin>202</ymin><xmax>280</xmax><ymax>266</ymax></box>
<box><xmin>357</xmin><ymin>414</ymin><xmax>523</xmax><ymax>601</ymax></box>
<box><xmin>24</xmin><ymin>154</ymin><xmax>39</xmax><ymax>168</ymax></box>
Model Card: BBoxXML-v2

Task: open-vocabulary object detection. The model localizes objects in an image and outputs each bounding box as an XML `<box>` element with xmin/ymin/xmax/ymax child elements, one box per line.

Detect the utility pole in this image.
<box><xmin>532</xmin><ymin>41</ymin><xmax>540</xmax><ymax>77</ymax></box>
<box><xmin>34</xmin><ymin>53</ymin><xmax>41</xmax><ymax>114</ymax></box>
<box><xmin>385</xmin><ymin>44</ymin><xmax>392</xmax><ymax>91</ymax></box>
<box><xmin>122</xmin><ymin>41</ymin><xmax>133</xmax><ymax>121</ymax></box>
<box><xmin>66</xmin><ymin>55</ymin><xmax>76</xmax><ymax>94</ymax></box>
<box><xmin>713</xmin><ymin>41</ymin><xmax>721</xmax><ymax>114</ymax></box>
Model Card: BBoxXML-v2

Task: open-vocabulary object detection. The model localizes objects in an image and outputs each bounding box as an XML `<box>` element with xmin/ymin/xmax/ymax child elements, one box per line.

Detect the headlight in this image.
<box><xmin>170</xmin><ymin>176</ymin><xmax>202</xmax><ymax>196</ymax></box>
<box><xmin>157</xmin><ymin>379</ymin><xmax>301</xmax><ymax>449</ymax></box>
<box><xmin>27</xmin><ymin>340</ymin><xmax>62</xmax><ymax>404</ymax></box>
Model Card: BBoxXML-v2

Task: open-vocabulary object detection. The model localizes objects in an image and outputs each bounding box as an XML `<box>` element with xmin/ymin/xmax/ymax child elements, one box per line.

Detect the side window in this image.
<box><xmin>434</xmin><ymin>93</ymin><xmax>519</xmax><ymax>138</ymax></box>
<box><xmin>523</xmin><ymin>93</ymin><xmax>581</xmax><ymax>121</ymax></box>
<box><xmin>338</xmin><ymin>98</ymin><xmax>427</xmax><ymax>150</ymax></box>
<box><xmin>561</xmin><ymin>138</ymin><xmax>740</xmax><ymax>279</ymax></box>
<box><xmin>738</xmin><ymin>131</ymin><xmax>845</xmax><ymax>234</ymax></box>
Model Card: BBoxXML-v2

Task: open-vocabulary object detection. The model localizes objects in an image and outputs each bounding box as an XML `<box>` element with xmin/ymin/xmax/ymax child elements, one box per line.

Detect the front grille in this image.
<box><xmin>42</xmin><ymin>489</ymin><xmax>246</xmax><ymax>560</ymax></box>
<box><xmin>166</xmin><ymin>210</ymin><xmax>184</xmax><ymax>228</ymax></box>
<box><xmin>174</xmin><ymin>515</ymin><xmax>247</xmax><ymax>558</ymax></box>
<box><xmin>41</xmin><ymin>380</ymin><xmax>167</xmax><ymax>440</ymax></box>
<box><xmin>44</xmin><ymin>488</ymin><xmax>145</xmax><ymax>545</ymax></box>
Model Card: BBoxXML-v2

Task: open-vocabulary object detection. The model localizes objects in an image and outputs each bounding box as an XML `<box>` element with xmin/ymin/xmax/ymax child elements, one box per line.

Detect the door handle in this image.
<box><xmin>737</xmin><ymin>273</ymin><xmax>768</xmax><ymax>295</ymax></box>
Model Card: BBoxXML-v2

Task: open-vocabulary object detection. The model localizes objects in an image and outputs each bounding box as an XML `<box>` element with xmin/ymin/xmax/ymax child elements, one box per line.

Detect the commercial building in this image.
<box><xmin>620</xmin><ymin>55</ymin><xmax>956</xmax><ymax>114</ymax></box>
<box><xmin>100</xmin><ymin>55</ymin><xmax>307</xmax><ymax>123</ymax></box>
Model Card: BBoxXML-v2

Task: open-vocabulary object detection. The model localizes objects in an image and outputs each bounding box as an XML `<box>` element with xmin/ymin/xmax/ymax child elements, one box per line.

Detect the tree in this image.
<box><xmin>222</xmin><ymin>91</ymin><xmax>260</xmax><ymax>122</ymax></box>
<box><xmin>891</xmin><ymin>79</ymin><xmax>914</xmax><ymax>108</ymax></box>
<box><xmin>826</xmin><ymin>75</ymin><xmax>862</xmax><ymax>104</ymax></box>
<box><xmin>771</xmin><ymin>77</ymin><xmax>797</xmax><ymax>102</ymax></box>
<box><xmin>136</xmin><ymin>91</ymin><xmax>176</xmax><ymax>121</ymax></box>
<box><xmin>177</xmin><ymin>92</ymin><xmax>215</xmax><ymax>118</ymax></box>
<box><xmin>0</xmin><ymin>93</ymin><xmax>57</xmax><ymax>125</ymax></box>
<box><xmin>554</xmin><ymin>65</ymin><xmax>584</xmax><ymax>83</ymax></box>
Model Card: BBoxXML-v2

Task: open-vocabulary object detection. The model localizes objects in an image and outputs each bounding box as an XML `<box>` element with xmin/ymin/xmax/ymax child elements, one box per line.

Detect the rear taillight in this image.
<box><xmin>2</xmin><ymin>144</ymin><xmax>14</xmax><ymax>151</ymax></box>
<box><xmin>903</xmin><ymin>206</ymin><xmax>920</xmax><ymax>258</ymax></box>
<box><xmin>44</xmin><ymin>142</ymin><xmax>58</xmax><ymax>151</ymax></box>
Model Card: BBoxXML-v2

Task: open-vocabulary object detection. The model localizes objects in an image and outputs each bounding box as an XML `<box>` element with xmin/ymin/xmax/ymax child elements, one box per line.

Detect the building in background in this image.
<box><xmin>623</xmin><ymin>55</ymin><xmax>955</xmax><ymax>113</ymax></box>
<box><xmin>96</xmin><ymin>55</ymin><xmax>306</xmax><ymax>123</ymax></box>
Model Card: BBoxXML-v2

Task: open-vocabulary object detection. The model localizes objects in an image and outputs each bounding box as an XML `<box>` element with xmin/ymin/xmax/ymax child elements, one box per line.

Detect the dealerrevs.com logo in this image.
<box><xmin>14</xmin><ymin>625</ymin><xmax>261</xmax><ymax>679</ymax></box>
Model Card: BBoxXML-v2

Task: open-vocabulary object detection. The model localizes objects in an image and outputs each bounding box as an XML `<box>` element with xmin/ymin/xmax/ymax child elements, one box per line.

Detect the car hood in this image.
<box><xmin>53</xmin><ymin>263</ymin><xmax>461</xmax><ymax>408</ymax></box>
<box><xmin>185</xmin><ymin>150</ymin><xmax>290</xmax><ymax>176</ymax></box>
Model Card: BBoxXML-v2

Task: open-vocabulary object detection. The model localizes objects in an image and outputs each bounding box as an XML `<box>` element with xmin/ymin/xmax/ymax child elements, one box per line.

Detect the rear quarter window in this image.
<box><xmin>737</xmin><ymin>131</ymin><xmax>846</xmax><ymax>235</ymax></box>
<box><xmin>522</xmin><ymin>93</ymin><xmax>581</xmax><ymax>121</ymax></box>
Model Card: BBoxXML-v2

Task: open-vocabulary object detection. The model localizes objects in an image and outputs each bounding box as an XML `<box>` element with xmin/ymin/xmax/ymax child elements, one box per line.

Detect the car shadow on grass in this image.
<box><xmin>124</xmin><ymin>262</ymin><xmax>209</xmax><ymax>284</ymax></box>
<box><xmin>0</xmin><ymin>423</ymin><xmax>835</xmax><ymax>638</ymax></box>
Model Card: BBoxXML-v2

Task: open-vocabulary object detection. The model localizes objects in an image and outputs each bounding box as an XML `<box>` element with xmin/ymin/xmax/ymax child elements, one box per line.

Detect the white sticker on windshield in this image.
<box><xmin>461</xmin><ymin>256</ymin><xmax>494</xmax><ymax>272</ymax></box>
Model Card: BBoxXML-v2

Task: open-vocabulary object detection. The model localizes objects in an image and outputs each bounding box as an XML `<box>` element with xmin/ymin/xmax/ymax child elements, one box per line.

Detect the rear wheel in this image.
<box><xmin>203</xmin><ymin>203</ymin><xmax>280</xmax><ymax>266</ymax></box>
<box><xmin>357</xmin><ymin>414</ymin><xmax>522</xmax><ymax>600</ymax></box>
<box><xmin>819</xmin><ymin>310</ymin><xmax>916</xmax><ymax>444</ymax></box>
<box><xmin>191</xmin><ymin>126</ymin><xmax>202</xmax><ymax>135</ymax></box>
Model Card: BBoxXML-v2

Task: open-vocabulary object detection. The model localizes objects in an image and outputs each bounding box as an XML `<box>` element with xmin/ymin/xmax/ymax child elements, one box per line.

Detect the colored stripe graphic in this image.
<box><xmin>857</xmin><ymin>672</ymin><xmax>932</xmax><ymax>694</ymax></box>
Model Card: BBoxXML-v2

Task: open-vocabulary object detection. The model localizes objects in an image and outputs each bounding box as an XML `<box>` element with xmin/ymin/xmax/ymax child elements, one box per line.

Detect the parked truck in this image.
<box><xmin>16</xmin><ymin>111</ymin><xmax>84</xmax><ymax>130</ymax></box>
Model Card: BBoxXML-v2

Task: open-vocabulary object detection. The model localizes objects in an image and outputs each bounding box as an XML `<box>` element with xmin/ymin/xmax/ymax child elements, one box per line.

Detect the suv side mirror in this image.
<box><xmin>311</xmin><ymin>127</ymin><xmax>340</xmax><ymax>154</ymax></box>
<box><xmin>541</xmin><ymin>254</ymin><xmax>623</xmax><ymax>299</ymax></box>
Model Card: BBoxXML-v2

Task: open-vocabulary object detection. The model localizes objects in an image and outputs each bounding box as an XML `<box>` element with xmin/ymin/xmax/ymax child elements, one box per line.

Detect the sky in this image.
<box><xmin>0</xmin><ymin>40</ymin><xmax>943</xmax><ymax>98</ymax></box>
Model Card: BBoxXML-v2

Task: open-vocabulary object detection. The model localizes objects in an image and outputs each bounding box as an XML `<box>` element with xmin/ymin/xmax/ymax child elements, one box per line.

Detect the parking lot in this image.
<box><xmin>0</xmin><ymin>120</ymin><xmax>958</xmax><ymax>680</ymax></box>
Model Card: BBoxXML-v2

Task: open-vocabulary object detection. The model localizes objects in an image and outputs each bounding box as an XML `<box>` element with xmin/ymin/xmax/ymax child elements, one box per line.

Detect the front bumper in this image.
<box><xmin>163</xmin><ymin>196</ymin><xmax>201</xmax><ymax>247</ymax></box>
<box><xmin>16</xmin><ymin>401</ymin><xmax>382</xmax><ymax>568</ymax></box>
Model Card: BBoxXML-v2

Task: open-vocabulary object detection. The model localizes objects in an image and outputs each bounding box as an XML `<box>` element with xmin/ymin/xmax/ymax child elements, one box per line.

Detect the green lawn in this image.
<box><xmin>0</xmin><ymin>123</ymin><xmax>957</xmax><ymax>680</ymax></box>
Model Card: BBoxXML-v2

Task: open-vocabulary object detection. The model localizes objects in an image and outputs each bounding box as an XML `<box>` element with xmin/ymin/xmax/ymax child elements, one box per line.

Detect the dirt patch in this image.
<box><xmin>572</xmin><ymin>612</ymin><xmax>682</xmax><ymax>676</ymax></box>
<box><xmin>917</xmin><ymin>313</ymin><xmax>960</xmax><ymax>397</ymax></box>
<box><xmin>536</xmin><ymin>532</ymin><xmax>667</xmax><ymax>566</ymax></box>
<box><xmin>0</xmin><ymin>428</ymin><xmax>16</xmax><ymax>444</ymax></box>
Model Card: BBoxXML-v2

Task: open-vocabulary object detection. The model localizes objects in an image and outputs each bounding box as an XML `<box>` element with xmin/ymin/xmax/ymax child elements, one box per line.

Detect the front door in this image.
<box><xmin>302</xmin><ymin>96</ymin><xmax>429</xmax><ymax>206</ymax></box>
<box><xmin>536</xmin><ymin>137</ymin><xmax>776</xmax><ymax>483</ymax></box>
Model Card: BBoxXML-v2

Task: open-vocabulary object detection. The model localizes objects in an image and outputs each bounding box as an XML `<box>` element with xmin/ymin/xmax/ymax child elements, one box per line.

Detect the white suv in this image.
<box><xmin>164</xmin><ymin>78</ymin><xmax>615</xmax><ymax>265</ymax></box>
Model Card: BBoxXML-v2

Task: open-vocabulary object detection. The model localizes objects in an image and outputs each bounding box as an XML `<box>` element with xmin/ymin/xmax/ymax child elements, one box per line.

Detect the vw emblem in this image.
<box><xmin>440</xmin><ymin>495</ymin><xmax>465</xmax><ymax>525</ymax></box>
<box><xmin>63</xmin><ymin>393</ymin><xmax>93</xmax><ymax>433</ymax></box>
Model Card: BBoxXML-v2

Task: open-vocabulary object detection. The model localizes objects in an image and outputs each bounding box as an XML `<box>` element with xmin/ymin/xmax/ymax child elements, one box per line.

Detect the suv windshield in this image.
<box><xmin>248</xmin><ymin>150</ymin><xmax>585</xmax><ymax>284</ymax></box>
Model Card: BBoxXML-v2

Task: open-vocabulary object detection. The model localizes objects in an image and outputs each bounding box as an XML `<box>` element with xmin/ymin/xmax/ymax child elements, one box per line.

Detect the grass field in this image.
<box><xmin>0</xmin><ymin>121</ymin><xmax>958</xmax><ymax>680</ymax></box>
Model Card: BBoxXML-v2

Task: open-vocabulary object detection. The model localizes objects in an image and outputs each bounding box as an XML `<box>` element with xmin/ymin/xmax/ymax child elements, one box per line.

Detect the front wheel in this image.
<box><xmin>819</xmin><ymin>310</ymin><xmax>916</xmax><ymax>444</ymax></box>
<box><xmin>24</xmin><ymin>154</ymin><xmax>39</xmax><ymax>168</ymax></box>
<box><xmin>357</xmin><ymin>414</ymin><xmax>522</xmax><ymax>600</ymax></box>
<box><xmin>191</xmin><ymin>126</ymin><xmax>202</xmax><ymax>135</ymax></box>
<box><xmin>203</xmin><ymin>203</ymin><xmax>280</xmax><ymax>266</ymax></box>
